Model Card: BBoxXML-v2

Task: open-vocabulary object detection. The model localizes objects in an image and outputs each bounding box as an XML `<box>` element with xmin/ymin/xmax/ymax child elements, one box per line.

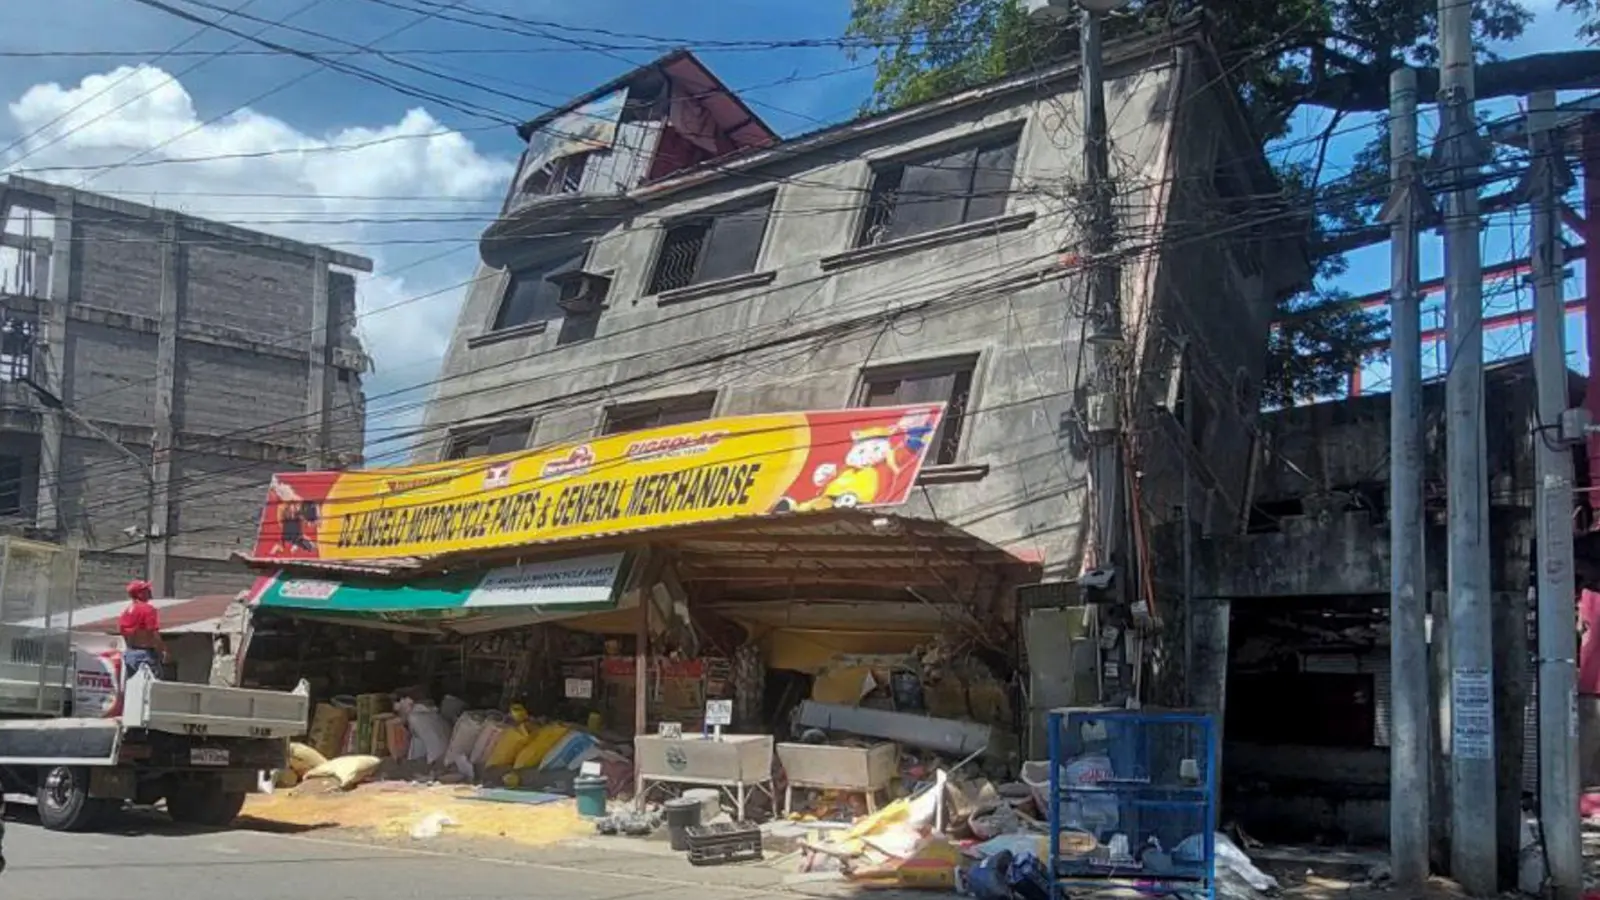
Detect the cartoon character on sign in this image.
<box><xmin>773</xmin><ymin>412</ymin><xmax>935</xmax><ymax>513</ymax></box>
<box><xmin>267</xmin><ymin>477</ymin><xmax>319</xmax><ymax>555</ymax></box>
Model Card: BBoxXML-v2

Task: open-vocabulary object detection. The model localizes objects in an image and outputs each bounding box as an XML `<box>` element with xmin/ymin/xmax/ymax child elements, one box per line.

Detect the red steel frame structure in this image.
<box><xmin>1343</xmin><ymin>107</ymin><xmax>1600</xmax><ymax>490</ymax></box>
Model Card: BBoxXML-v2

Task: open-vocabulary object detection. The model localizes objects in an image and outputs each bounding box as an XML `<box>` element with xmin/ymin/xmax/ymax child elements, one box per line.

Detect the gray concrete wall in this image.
<box><xmin>173</xmin><ymin>343</ymin><xmax>308</xmax><ymax>435</ymax></box>
<box><xmin>72</xmin><ymin>207</ymin><xmax>165</xmax><ymax>318</ymax></box>
<box><xmin>1171</xmin><ymin>368</ymin><xmax>1548</xmax><ymax>856</ymax></box>
<box><xmin>0</xmin><ymin>176</ymin><xmax>371</xmax><ymax>602</ymax></box>
<box><xmin>1251</xmin><ymin>358</ymin><xmax>1576</xmax><ymax>509</ymax></box>
<box><xmin>422</xmin><ymin>45</ymin><xmax>1303</xmax><ymax>581</ymax></box>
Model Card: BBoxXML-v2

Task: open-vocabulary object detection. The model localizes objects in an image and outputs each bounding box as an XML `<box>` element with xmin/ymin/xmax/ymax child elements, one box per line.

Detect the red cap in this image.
<box><xmin>126</xmin><ymin>580</ymin><xmax>153</xmax><ymax>600</ymax></box>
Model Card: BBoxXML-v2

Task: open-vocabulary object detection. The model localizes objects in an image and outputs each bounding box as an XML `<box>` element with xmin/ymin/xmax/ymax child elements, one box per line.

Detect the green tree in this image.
<box><xmin>844</xmin><ymin>0</ymin><xmax>1531</xmax><ymax>406</ymax></box>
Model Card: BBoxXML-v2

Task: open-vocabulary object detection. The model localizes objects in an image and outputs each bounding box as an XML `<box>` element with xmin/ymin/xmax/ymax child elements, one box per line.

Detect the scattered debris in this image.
<box><xmin>408</xmin><ymin>811</ymin><xmax>458</xmax><ymax>840</ymax></box>
<box><xmin>594</xmin><ymin>810</ymin><xmax>660</xmax><ymax>837</ymax></box>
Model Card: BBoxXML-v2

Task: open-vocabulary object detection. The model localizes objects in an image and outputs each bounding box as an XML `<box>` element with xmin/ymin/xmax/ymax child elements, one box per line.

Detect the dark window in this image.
<box><xmin>858</xmin><ymin>358</ymin><xmax>975</xmax><ymax>465</ymax></box>
<box><xmin>1172</xmin><ymin>374</ymin><xmax>1211</xmax><ymax>448</ymax></box>
<box><xmin>602</xmin><ymin>393</ymin><xmax>717</xmax><ymax>435</ymax></box>
<box><xmin>493</xmin><ymin>252</ymin><xmax>585</xmax><ymax>332</ymax></box>
<box><xmin>446</xmin><ymin>420</ymin><xmax>532</xmax><ymax>459</ymax></box>
<box><xmin>1228</xmin><ymin>672</ymin><xmax>1376</xmax><ymax>748</ymax></box>
<box><xmin>0</xmin><ymin>455</ymin><xmax>22</xmax><ymax>515</ymax></box>
<box><xmin>523</xmin><ymin>151</ymin><xmax>591</xmax><ymax>197</ymax></box>
<box><xmin>648</xmin><ymin>196</ymin><xmax>774</xmax><ymax>294</ymax></box>
<box><xmin>1211</xmin><ymin>157</ymin><xmax>1264</xmax><ymax>277</ymax></box>
<box><xmin>859</xmin><ymin>134</ymin><xmax>1019</xmax><ymax>247</ymax></box>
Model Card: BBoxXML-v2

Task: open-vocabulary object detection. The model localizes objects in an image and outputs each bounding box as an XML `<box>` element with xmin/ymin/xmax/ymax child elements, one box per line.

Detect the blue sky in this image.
<box><xmin>1283</xmin><ymin>0</ymin><xmax>1594</xmax><ymax>394</ymax></box>
<box><xmin>0</xmin><ymin>0</ymin><xmax>1591</xmax><ymax>455</ymax></box>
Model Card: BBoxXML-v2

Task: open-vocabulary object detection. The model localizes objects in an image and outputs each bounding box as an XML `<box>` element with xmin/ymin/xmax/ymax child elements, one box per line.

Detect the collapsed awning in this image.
<box><xmin>244</xmin><ymin>551</ymin><xmax>631</xmax><ymax>634</ymax></box>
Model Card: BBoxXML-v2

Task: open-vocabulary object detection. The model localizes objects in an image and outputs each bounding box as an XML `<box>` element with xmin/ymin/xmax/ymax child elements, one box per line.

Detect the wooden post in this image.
<box><xmin>635</xmin><ymin>583</ymin><xmax>649</xmax><ymax>735</ymax></box>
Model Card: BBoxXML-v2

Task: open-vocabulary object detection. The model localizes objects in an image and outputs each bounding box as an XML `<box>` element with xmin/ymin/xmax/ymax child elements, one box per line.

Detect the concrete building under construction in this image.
<box><xmin>0</xmin><ymin>176</ymin><xmax>369</xmax><ymax>604</ymax></box>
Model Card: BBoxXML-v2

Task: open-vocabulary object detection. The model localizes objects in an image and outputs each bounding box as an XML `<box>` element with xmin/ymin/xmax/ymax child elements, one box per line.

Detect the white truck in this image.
<box><xmin>0</xmin><ymin>537</ymin><xmax>309</xmax><ymax>831</ymax></box>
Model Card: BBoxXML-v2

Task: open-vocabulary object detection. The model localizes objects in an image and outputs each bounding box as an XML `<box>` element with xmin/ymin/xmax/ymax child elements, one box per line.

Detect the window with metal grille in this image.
<box><xmin>602</xmin><ymin>392</ymin><xmax>717</xmax><ymax>435</ymax></box>
<box><xmin>857</xmin><ymin>358</ymin><xmax>975</xmax><ymax>465</ymax></box>
<box><xmin>859</xmin><ymin>133</ymin><xmax>1019</xmax><ymax>247</ymax></box>
<box><xmin>647</xmin><ymin>196</ymin><xmax>774</xmax><ymax>295</ymax></box>
<box><xmin>446</xmin><ymin>420</ymin><xmax>532</xmax><ymax>459</ymax></box>
<box><xmin>492</xmin><ymin>252</ymin><xmax>586</xmax><ymax>332</ymax></box>
<box><xmin>523</xmin><ymin>151</ymin><xmax>591</xmax><ymax>197</ymax></box>
<box><xmin>0</xmin><ymin>315</ymin><xmax>35</xmax><ymax>382</ymax></box>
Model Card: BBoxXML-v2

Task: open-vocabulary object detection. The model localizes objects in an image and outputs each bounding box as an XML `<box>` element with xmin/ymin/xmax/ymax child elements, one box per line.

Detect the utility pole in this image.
<box><xmin>19</xmin><ymin>376</ymin><xmax>162</xmax><ymax>592</ymax></box>
<box><xmin>1523</xmin><ymin>88</ymin><xmax>1581</xmax><ymax>900</ymax></box>
<box><xmin>1437</xmin><ymin>0</ymin><xmax>1498</xmax><ymax>889</ymax></box>
<box><xmin>1380</xmin><ymin>65</ymin><xmax>1429</xmax><ymax>888</ymax></box>
<box><xmin>1077</xmin><ymin>0</ymin><xmax>1129</xmax><ymax>613</ymax></box>
<box><xmin>1025</xmin><ymin>0</ymin><xmax>1135</xmax><ymax>706</ymax></box>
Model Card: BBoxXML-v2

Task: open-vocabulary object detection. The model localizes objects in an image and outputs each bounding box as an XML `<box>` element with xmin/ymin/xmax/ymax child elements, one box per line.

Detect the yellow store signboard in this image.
<box><xmin>252</xmin><ymin>404</ymin><xmax>946</xmax><ymax>563</ymax></box>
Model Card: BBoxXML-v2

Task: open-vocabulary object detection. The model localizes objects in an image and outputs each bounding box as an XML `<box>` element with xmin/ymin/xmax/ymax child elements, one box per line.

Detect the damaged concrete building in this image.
<box><xmin>415</xmin><ymin>30</ymin><xmax>1311</xmax><ymax>749</ymax></box>
<box><xmin>0</xmin><ymin>176</ymin><xmax>370</xmax><ymax>603</ymax></box>
<box><xmin>1168</xmin><ymin>356</ymin><xmax>1583</xmax><ymax>873</ymax></box>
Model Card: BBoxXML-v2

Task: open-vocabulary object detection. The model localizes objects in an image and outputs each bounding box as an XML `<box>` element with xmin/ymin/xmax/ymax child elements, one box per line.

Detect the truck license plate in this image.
<box><xmin>190</xmin><ymin>748</ymin><xmax>229</xmax><ymax>766</ymax></box>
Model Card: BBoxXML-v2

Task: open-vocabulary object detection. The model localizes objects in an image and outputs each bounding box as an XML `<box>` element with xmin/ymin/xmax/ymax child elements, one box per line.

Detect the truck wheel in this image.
<box><xmin>37</xmin><ymin>766</ymin><xmax>100</xmax><ymax>832</ymax></box>
<box><xmin>167</xmin><ymin>780</ymin><xmax>246</xmax><ymax>827</ymax></box>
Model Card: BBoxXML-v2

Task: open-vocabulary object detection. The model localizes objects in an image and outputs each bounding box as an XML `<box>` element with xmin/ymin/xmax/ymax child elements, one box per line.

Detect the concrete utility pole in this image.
<box><xmin>1380</xmin><ymin>66</ymin><xmax>1430</xmax><ymax>888</ymax></box>
<box><xmin>1524</xmin><ymin>89</ymin><xmax>1581</xmax><ymax>900</ymax></box>
<box><xmin>19</xmin><ymin>376</ymin><xmax>163</xmax><ymax>591</ymax></box>
<box><xmin>1076</xmin><ymin>0</ymin><xmax>1130</xmax><ymax>613</ymax></box>
<box><xmin>1437</xmin><ymin>0</ymin><xmax>1498</xmax><ymax>889</ymax></box>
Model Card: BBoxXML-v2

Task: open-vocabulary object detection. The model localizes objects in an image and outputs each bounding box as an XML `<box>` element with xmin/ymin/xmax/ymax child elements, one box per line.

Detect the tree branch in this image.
<box><xmin>1299</xmin><ymin>50</ymin><xmax>1600</xmax><ymax>111</ymax></box>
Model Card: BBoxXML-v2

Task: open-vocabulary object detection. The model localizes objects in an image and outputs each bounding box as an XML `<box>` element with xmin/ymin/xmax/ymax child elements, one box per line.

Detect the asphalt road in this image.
<box><xmin>0</xmin><ymin>810</ymin><xmax>798</xmax><ymax>900</ymax></box>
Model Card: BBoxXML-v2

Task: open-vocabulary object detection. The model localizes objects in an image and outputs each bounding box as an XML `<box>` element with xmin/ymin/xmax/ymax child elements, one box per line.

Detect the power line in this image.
<box><xmin>6</xmin><ymin>28</ymin><xmax>1542</xmax><ymax>515</ymax></box>
<box><xmin>6</xmin><ymin>152</ymin><xmax>1524</xmax><ymax>501</ymax></box>
<box><xmin>87</xmin><ymin>251</ymin><xmax>1091</xmax><ymax>548</ymax></box>
<box><xmin>40</xmin><ymin>209</ymin><xmax>1077</xmax><ymax>513</ymax></box>
<box><xmin>52</xmin><ymin>161</ymin><xmax>1389</xmax><ymax>521</ymax></box>
<box><xmin>0</xmin><ymin>0</ymin><xmax>263</xmax><ymax>166</ymax></box>
<box><xmin>6</xmin><ymin>0</ymin><xmax>329</xmax><ymax>175</ymax></box>
<box><xmin>80</xmin><ymin>0</ymin><xmax>496</xmax><ymax>194</ymax></box>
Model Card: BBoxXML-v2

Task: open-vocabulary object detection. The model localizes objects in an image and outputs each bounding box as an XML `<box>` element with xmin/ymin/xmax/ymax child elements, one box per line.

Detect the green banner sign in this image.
<box><xmin>246</xmin><ymin>552</ymin><xmax>629</xmax><ymax>628</ymax></box>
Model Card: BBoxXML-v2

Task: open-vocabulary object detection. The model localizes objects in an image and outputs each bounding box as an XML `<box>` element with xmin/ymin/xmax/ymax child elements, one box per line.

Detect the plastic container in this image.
<box><xmin>663</xmin><ymin>797</ymin><xmax>703</xmax><ymax>851</ymax></box>
<box><xmin>574</xmin><ymin>773</ymin><xmax>608</xmax><ymax>818</ymax></box>
<box><xmin>685</xmin><ymin>821</ymin><xmax>762</xmax><ymax>866</ymax></box>
<box><xmin>683</xmin><ymin>788</ymin><xmax>720</xmax><ymax>824</ymax></box>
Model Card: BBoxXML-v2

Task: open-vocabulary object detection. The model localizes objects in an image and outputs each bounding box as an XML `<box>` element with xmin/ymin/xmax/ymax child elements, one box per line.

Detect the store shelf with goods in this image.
<box><xmin>1045</xmin><ymin>708</ymin><xmax>1218</xmax><ymax>900</ymax></box>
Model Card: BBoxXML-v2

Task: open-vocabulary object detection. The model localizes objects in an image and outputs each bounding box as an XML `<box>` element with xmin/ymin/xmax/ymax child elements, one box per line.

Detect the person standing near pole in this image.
<box><xmin>118</xmin><ymin>580</ymin><xmax>168</xmax><ymax>679</ymax></box>
<box><xmin>1578</xmin><ymin>567</ymin><xmax>1600</xmax><ymax>786</ymax></box>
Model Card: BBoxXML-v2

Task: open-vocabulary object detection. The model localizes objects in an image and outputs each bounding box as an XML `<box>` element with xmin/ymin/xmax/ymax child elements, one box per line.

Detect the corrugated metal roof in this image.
<box><xmin>233</xmin><ymin>509</ymin><xmax>1044</xmax><ymax>597</ymax></box>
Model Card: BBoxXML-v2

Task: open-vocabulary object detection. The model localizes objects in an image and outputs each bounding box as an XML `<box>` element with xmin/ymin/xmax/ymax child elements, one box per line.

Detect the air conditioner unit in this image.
<box><xmin>550</xmin><ymin>270</ymin><xmax>612</xmax><ymax>314</ymax></box>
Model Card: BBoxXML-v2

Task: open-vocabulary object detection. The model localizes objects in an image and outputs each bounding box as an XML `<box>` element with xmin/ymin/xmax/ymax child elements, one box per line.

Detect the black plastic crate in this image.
<box><xmin>684</xmin><ymin>821</ymin><xmax>762</xmax><ymax>866</ymax></box>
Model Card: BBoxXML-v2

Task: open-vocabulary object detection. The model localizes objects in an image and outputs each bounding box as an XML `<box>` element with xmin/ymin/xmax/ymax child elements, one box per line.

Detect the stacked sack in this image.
<box><xmin>307</xmin><ymin>703</ymin><xmax>351</xmax><ymax>762</ymax></box>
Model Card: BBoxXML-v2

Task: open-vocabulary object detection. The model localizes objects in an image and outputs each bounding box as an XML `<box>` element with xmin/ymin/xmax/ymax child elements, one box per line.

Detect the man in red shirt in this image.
<box><xmin>118</xmin><ymin>580</ymin><xmax>167</xmax><ymax>679</ymax></box>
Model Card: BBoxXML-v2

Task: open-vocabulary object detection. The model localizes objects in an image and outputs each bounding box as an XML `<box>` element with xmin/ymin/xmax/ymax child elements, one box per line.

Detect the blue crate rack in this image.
<box><xmin>1045</xmin><ymin>708</ymin><xmax>1217</xmax><ymax>900</ymax></box>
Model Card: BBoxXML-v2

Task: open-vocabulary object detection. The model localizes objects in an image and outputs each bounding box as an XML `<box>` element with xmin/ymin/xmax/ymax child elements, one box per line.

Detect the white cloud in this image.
<box><xmin>2</xmin><ymin>64</ymin><xmax>515</xmax><ymax>455</ymax></box>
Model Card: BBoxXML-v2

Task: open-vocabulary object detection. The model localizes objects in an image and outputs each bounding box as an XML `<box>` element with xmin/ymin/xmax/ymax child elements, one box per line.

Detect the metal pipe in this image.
<box><xmin>1528</xmin><ymin>89</ymin><xmax>1582</xmax><ymax>900</ymax></box>
<box><xmin>1385</xmin><ymin>66</ymin><xmax>1429</xmax><ymax>888</ymax></box>
<box><xmin>1437</xmin><ymin>0</ymin><xmax>1498</xmax><ymax>888</ymax></box>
